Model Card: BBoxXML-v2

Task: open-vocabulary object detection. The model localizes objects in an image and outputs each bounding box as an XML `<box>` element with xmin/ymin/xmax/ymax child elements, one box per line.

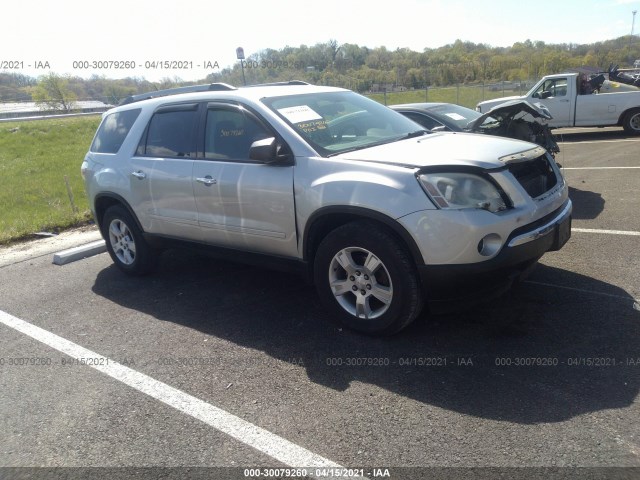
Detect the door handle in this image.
<box><xmin>131</xmin><ymin>171</ymin><xmax>146</xmax><ymax>179</ymax></box>
<box><xmin>196</xmin><ymin>176</ymin><xmax>217</xmax><ymax>186</ymax></box>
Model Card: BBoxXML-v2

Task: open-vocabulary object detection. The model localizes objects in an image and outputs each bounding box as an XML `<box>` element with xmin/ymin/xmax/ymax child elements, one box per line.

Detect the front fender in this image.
<box><xmin>302</xmin><ymin>205</ymin><xmax>426</xmax><ymax>266</ymax></box>
<box><xmin>294</xmin><ymin>157</ymin><xmax>435</xmax><ymax>262</ymax></box>
<box><xmin>295</xmin><ymin>158</ymin><xmax>434</xmax><ymax>223</ymax></box>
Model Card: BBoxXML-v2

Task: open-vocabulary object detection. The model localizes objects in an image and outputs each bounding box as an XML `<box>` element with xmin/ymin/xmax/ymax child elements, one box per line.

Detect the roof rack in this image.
<box><xmin>243</xmin><ymin>80</ymin><xmax>310</xmax><ymax>88</ymax></box>
<box><xmin>119</xmin><ymin>83</ymin><xmax>237</xmax><ymax>105</ymax></box>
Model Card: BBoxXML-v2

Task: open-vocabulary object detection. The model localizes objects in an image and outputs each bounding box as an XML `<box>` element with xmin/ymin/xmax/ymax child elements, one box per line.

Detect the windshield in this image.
<box><xmin>263</xmin><ymin>91</ymin><xmax>424</xmax><ymax>156</ymax></box>
<box><xmin>425</xmin><ymin>104</ymin><xmax>484</xmax><ymax>129</ymax></box>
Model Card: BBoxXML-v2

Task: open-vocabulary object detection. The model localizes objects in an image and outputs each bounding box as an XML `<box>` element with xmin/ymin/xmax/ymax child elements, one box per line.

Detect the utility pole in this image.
<box><xmin>630</xmin><ymin>10</ymin><xmax>637</xmax><ymax>65</ymax></box>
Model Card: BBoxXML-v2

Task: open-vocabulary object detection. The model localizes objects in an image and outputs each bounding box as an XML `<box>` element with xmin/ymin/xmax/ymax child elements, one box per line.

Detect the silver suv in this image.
<box><xmin>82</xmin><ymin>81</ymin><xmax>571</xmax><ymax>335</ymax></box>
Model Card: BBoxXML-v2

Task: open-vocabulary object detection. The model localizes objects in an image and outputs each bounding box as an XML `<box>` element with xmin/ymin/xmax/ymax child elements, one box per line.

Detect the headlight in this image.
<box><xmin>418</xmin><ymin>172</ymin><xmax>508</xmax><ymax>213</ymax></box>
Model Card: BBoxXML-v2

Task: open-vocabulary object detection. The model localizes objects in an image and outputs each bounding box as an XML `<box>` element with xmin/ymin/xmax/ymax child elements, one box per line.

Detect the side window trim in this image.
<box><xmin>155</xmin><ymin>102</ymin><xmax>199</xmax><ymax>113</ymax></box>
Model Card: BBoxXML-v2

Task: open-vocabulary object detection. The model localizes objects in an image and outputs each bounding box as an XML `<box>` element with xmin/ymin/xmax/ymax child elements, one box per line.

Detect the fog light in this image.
<box><xmin>477</xmin><ymin>233</ymin><xmax>502</xmax><ymax>257</ymax></box>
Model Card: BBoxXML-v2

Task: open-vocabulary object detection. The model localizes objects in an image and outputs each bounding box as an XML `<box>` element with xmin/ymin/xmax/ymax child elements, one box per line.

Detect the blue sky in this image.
<box><xmin>2</xmin><ymin>0</ymin><xmax>639</xmax><ymax>81</ymax></box>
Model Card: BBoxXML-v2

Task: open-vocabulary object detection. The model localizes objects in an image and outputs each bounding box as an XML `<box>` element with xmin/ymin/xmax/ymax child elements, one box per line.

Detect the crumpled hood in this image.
<box><xmin>467</xmin><ymin>100</ymin><xmax>552</xmax><ymax>130</ymax></box>
<box><xmin>476</xmin><ymin>95</ymin><xmax>527</xmax><ymax>112</ymax></box>
<box><xmin>332</xmin><ymin>131</ymin><xmax>542</xmax><ymax>169</ymax></box>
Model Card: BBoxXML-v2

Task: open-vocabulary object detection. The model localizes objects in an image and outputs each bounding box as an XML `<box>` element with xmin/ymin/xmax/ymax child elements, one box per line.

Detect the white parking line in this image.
<box><xmin>523</xmin><ymin>281</ymin><xmax>640</xmax><ymax>311</ymax></box>
<box><xmin>572</xmin><ymin>228</ymin><xmax>640</xmax><ymax>236</ymax></box>
<box><xmin>563</xmin><ymin>167</ymin><xmax>640</xmax><ymax>170</ymax></box>
<box><xmin>558</xmin><ymin>139</ymin><xmax>640</xmax><ymax>145</ymax></box>
<box><xmin>0</xmin><ymin>309</ymin><xmax>365</xmax><ymax>479</ymax></box>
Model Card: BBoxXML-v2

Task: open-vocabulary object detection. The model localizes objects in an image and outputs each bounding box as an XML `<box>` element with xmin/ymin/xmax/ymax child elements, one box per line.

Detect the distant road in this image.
<box><xmin>0</xmin><ymin>112</ymin><xmax>103</xmax><ymax>123</ymax></box>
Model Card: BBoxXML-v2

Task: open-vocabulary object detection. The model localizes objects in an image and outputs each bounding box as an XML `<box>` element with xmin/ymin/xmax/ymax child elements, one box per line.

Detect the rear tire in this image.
<box><xmin>314</xmin><ymin>221</ymin><xmax>424</xmax><ymax>335</ymax></box>
<box><xmin>622</xmin><ymin>109</ymin><xmax>640</xmax><ymax>134</ymax></box>
<box><xmin>102</xmin><ymin>205</ymin><xmax>156</xmax><ymax>275</ymax></box>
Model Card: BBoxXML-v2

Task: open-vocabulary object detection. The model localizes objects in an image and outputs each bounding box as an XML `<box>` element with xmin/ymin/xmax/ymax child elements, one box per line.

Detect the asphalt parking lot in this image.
<box><xmin>1</xmin><ymin>127</ymin><xmax>639</xmax><ymax>480</ymax></box>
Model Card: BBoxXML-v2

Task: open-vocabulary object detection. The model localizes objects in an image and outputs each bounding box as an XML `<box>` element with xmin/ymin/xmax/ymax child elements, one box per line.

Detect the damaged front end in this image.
<box><xmin>466</xmin><ymin>100</ymin><xmax>560</xmax><ymax>157</ymax></box>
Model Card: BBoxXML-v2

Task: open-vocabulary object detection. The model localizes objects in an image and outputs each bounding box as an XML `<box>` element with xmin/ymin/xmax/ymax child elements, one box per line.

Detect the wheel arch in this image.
<box><xmin>303</xmin><ymin>206</ymin><xmax>424</xmax><ymax>272</ymax></box>
<box><xmin>618</xmin><ymin>107</ymin><xmax>640</xmax><ymax>127</ymax></box>
<box><xmin>94</xmin><ymin>193</ymin><xmax>144</xmax><ymax>236</ymax></box>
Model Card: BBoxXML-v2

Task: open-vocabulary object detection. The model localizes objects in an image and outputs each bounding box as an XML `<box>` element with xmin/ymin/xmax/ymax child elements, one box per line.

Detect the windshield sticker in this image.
<box><xmin>278</xmin><ymin>105</ymin><xmax>323</xmax><ymax>124</ymax></box>
<box><xmin>445</xmin><ymin>113</ymin><xmax>467</xmax><ymax>121</ymax></box>
<box><xmin>297</xmin><ymin>119</ymin><xmax>327</xmax><ymax>134</ymax></box>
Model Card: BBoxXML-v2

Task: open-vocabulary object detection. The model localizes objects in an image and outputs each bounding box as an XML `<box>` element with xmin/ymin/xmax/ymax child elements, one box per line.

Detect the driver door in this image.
<box><xmin>532</xmin><ymin>77</ymin><xmax>573</xmax><ymax>127</ymax></box>
<box><xmin>192</xmin><ymin>103</ymin><xmax>298</xmax><ymax>257</ymax></box>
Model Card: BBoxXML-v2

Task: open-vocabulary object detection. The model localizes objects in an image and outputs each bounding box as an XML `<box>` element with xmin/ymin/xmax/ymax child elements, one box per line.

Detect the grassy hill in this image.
<box><xmin>0</xmin><ymin>115</ymin><xmax>101</xmax><ymax>244</ymax></box>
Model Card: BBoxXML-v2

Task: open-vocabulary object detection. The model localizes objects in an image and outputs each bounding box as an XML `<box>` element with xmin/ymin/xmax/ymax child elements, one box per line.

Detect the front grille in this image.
<box><xmin>508</xmin><ymin>154</ymin><xmax>558</xmax><ymax>198</ymax></box>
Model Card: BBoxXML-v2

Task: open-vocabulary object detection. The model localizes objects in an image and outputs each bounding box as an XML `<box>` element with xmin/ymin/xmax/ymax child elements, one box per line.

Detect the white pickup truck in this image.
<box><xmin>476</xmin><ymin>72</ymin><xmax>640</xmax><ymax>134</ymax></box>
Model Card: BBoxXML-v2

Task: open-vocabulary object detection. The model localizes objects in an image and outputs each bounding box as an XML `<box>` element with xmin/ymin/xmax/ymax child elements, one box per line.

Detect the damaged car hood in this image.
<box><xmin>465</xmin><ymin>100</ymin><xmax>559</xmax><ymax>155</ymax></box>
<box><xmin>466</xmin><ymin>100</ymin><xmax>552</xmax><ymax>130</ymax></box>
<box><xmin>332</xmin><ymin>132</ymin><xmax>545</xmax><ymax>170</ymax></box>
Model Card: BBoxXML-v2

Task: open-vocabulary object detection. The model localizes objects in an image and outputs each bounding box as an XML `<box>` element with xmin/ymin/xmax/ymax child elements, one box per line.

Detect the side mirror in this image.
<box><xmin>249</xmin><ymin>137</ymin><xmax>276</xmax><ymax>161</ymax></box>
<box><xmin>539</xmin><ymin>91</ymin><xmax>552</xmax><ymax>99</ymax></box>
<box><xmin>249</xmin><ymin>137</ymin><xmax>293</xmax><ymax>165</ymax></box>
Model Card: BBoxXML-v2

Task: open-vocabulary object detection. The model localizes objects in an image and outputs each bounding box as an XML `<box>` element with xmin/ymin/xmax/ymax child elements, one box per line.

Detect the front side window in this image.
<box><xmin>140</xmin><ymin>106</ymin><xmax>198</xmax><ymax>157</ymax></box>
<box><xmin>91</xmin><ymin>108</ymin><xmax>141</xmax><ymax>154</ymax></box>
<box><xmin>204</xmin><ymin>107</ymin><xmax>271</xmax><ymax>160</ymax></box>
<box><xmin>534</xmin><ymin>78</ymin><xmax>568</xmax><ymax>98</ymax></box>
<box><xmin>263</xmin><ymin>91</ymin><xmax>424</xmax><ymax>157</ymax></box>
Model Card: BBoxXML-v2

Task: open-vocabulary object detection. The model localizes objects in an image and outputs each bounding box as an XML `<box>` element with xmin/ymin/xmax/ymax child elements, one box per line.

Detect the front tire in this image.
<box><xmin>622</xmin><ymin>109</ymin><xmax>640</xmax><ymax>135</ymax></box>
<box><xmin>101</xmin><ymin>205</ymin><xmax>156</xmax><ymax>275</ymax></box>
<box><xmin>314</xmin><ymin>221</ymin><xmax>424</xmax><ymax>335</ymax></box>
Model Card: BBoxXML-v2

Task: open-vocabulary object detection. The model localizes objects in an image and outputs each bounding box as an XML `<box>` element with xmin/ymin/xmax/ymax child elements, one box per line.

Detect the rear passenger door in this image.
<box><xmin>129</xmin><ymin>103</ymin><xmax>202</xmax><ymax>241</ymax></box>
<box><xmin>192</xmin><ymin>103</ymin><xmax>297</xmax><ymax>257</ymax></box>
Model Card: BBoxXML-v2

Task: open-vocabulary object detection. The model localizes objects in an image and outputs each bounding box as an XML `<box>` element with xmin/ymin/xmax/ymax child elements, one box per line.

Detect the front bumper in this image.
<box><xmin>508</xmin><ymin>200</ymin><xmax>572</xmax><ymax>249</ymax></box>
<box><xmin>419</xmin><ymin>199</ymin><xmax>572</xmax><ymax>302</ymax></box>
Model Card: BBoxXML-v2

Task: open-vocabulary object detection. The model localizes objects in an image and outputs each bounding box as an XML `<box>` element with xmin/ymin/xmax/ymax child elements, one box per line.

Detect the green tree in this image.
<box><xmin>33</xmin><ymin>73</ymin><xmax>77</xmax><ymax>112</ymax></box>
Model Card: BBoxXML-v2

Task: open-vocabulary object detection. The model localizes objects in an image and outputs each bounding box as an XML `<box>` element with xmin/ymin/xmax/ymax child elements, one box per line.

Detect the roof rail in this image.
<box><xmin>119</xmin><ymin>83</ymin><xmax>237</xmax><ymax>105</ymax></box>
<box><xmin>243</xmin><ymin>80</ymin><xmax>311</xmax><ymax>88</ymax></box>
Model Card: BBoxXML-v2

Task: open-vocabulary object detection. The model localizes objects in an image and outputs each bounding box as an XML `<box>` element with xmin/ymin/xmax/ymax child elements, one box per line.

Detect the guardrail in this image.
<box><xmin>0</xmin><ymin>111</ymin><xmax>104</xmax><ymax>123</ymax></box>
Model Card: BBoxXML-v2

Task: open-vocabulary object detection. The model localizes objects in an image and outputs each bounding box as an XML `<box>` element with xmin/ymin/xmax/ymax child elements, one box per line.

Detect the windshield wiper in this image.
<box><xmin>405</xmin><ymin>129</ymin><xmax>429</xmax><ymax>138</ymax></box>
<box><xmin>326</xmin><ymin>144</ymin><xmax>375</xmax><ymax>157</ymax></box>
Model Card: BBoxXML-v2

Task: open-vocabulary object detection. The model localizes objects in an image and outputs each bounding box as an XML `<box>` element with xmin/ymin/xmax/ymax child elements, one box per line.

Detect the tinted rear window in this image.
<box><xmin>90</xmin><ymin>109</ymin><xmax>141</xmax><ymax>154</ymax></box>
<box><xmin>140</xmin><ymin>108</ymin><xmax>199</xmax><ymax>158</ymax></box>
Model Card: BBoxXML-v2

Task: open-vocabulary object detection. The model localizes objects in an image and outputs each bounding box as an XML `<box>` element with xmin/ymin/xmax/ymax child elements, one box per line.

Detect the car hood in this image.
<box><xmin>466</xmin><ymin>100</ymin><xmax>552</xmax><ymax>131</ymax></box>
<box><xmin>476</xmin><ymin>95</ymin><xmax>523</xmax><ymax>110</ymax></box>
<box><xmin>332</xmin><ymin>132</ymin><xmax>543</xmax><ymax>170</ymax></box>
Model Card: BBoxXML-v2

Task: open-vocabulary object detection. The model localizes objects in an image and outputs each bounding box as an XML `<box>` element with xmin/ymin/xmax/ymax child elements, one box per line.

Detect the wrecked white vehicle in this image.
<box><xmin>477</xmin><ymin>71</ymin><xmax>640</xmax><ymax>133</ymax></box>
<box><xmin>391</xmin><ymin>101</ymin><xmax>559</xmax><ymax>156</ymax></box>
